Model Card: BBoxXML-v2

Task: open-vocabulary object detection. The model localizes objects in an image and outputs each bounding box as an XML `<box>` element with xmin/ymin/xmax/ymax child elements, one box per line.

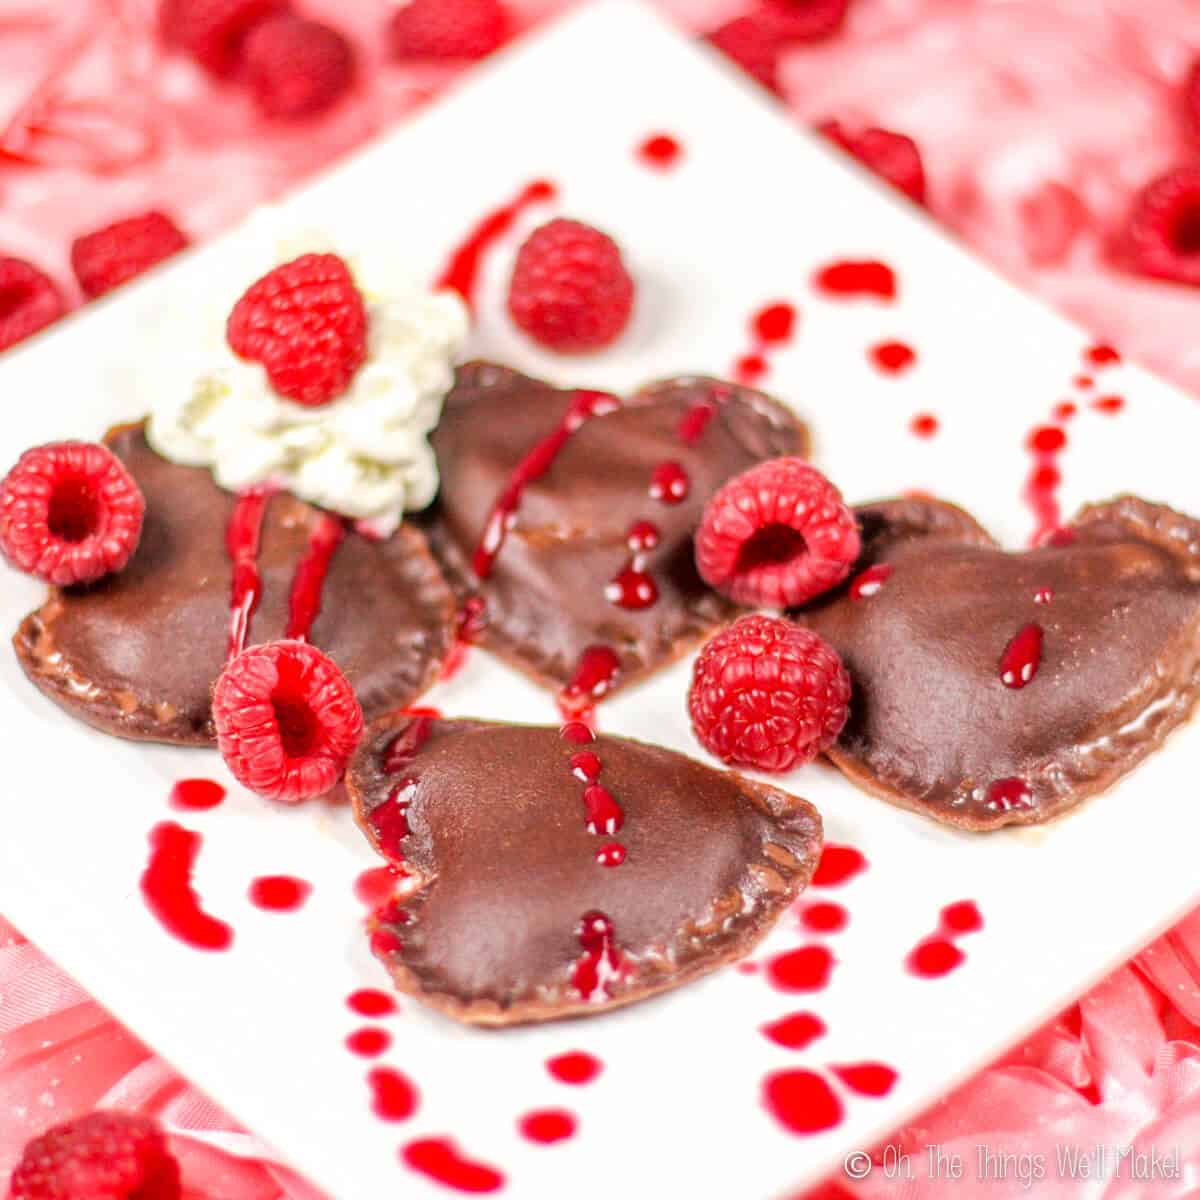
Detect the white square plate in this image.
<box><xmin>0</xmin><ymin>5</ymin><xmax>1198</xmax><ymax>1197</ymax></box>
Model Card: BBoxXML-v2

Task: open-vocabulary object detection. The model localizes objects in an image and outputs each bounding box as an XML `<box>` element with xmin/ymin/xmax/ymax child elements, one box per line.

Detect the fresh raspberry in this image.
<box><xmin>507</xmin><ymin>219</ymin><xmax>634</xmax><ymax>353</ymax></box>
<box><xmin>1122</xmin><ymin>166</ymin><xmax>1200</xmax><ymax>287</ymax></box>
<box><xmin>688</xmin><ymin>615</ymin><xmax>850</xmax><ymax>772</ymax></box>
<box><xmin>160</xmin><ymin>0</ymin><xmax>291</xmax><ymax>77</ymax></box>
<box><xmin>227</xmin><ymin>253</ymin><xmax>367</xmax><ymax>405</ymax></box>
<box><xmin>0</xmin><ymin>257</ymin><xmax>64</xmax><ymax>353</ymax></box>
<box><xmin>71</xmin><ymin>212</ymin><xmax>188</xmax><ymax>299</ymax></box>
<box><xmin>1184</xmin><ymin>58</ymin><xmax>1200</xmax><ymax>143</ymax></box>
<box><xmin>695</xmin><ymin>457</ymin><xmax>860</xmax><ymax>609</ymax></box>
<box><xmin>705</xmin><ymin>15</ymin><xmax>784</xmax><ymax>94</ymax></box>
<box><xmin>213</xmin><ymin>640</ymin><xmax>364</xmax><ymax>803</ymax></box>
<box><xmin>818</xmin><ymin>120</ymin><xmax>926</xmax><ymax>205</ymax></box>
<box><xmin>9</xmin><ymin>1111</ymin><xmax>181</xmax><ymax>1200</ymax></box>
<box><xmin>388</xmin><ymin>0</ymin><xmax>508</xmax><ymax>61</ymax></box>
<box><xmin>0</xmin><ymin>442</ymin><xmax>145</xmax><ymax>586</ymax></box>
<box><xmin>243</xmin><ymin>15</ymin><xmax>356</xmax><ymax>120</ymax></box>
<box><xmin>761</xmin><ymin>0</ymin><xmax>849</xmax><ymax>41</ymax></box>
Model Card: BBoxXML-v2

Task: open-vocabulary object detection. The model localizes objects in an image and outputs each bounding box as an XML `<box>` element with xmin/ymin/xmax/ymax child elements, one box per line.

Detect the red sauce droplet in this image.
<box><xmin>348</xmin><ymin>989</ymin><xmax>397</xmax><ymax>1017</ymax></box>
<box><xmin>401</xmin><ymin>1138</ymin><xmax>505</xmax><ymax>1194</ymax></box>
<box><xmin>596</xmin><ymin>842</ymin><xmax>626</xmax><ymax>867</ymax></box>
<box><xmin>285</xmin><ymin>514</ymin><xmax>344</xmax><ymax>640</ymax></box>
<box><xmin>800</xmin><ymin>901</ymin><xmax>848</xmax><ymax>934</ymax></box>
<box><xmin>518</xmin><ymin>1109</ymin><xmax>577</xmax><ymax>1144</ymax></box>
<box><xmin>941</xmin><ymin>900</ymin><xmax>983</xmax><ymax>935</ymax></box>
<box><xmin>869</xmin><ymin>340</ymin><xmax>916</xmax><ymax>373</ymax></box>
<box><xmin>605</xmin><ymin>566</ymin><xmax>659</xmax><ymax>610</ymax></box>
<box><xmin>907</xmin><ymin>937</ymin><xmax>965</xmax><ymax>978</ymax></box>
<box><xmin>753</xmin><ymin>302</ymin><xmax>797</xmax><ymax>344</ymax></box>
<box><xmin>1085</xmin><ymin>342</ymin><xmax>1121</xmax><ymax>367</ymax></box>
<box><xmin>435</xmin><ymin>179</ymin><xmax>557</xmax><ymax>310</ymax></box>
<box><xmin>558</xmin><ymin>645</ymin><xmax>620</xmax><ymax>722</ymax></box>
<box><xmin>546</xmin><ymin>1051</ymin><xmax>603</xmax><ymax>1085</ymax></box>
<box><xmin>1034</xmin><ymin>588</ymin><xmax>1054</xmax><ymax>605</ymax></box>
<box><xmin>583</xmin><ymin>784</ymin><xmax>623</xmax><ymax>835</ymax></box>
<box><xmin>648</xmin><ymin>460</ymin><xmax>689</xmax><ymax>504</ymax></box>
<box><xmin>572</xmin><ymin>911</ymin><xmax>626</xmax><ymax>1002</ymax></box>
<box><xmin>354</xmin><ymin>865</ymin><xmax>401</xmax><ymax>908</ymax></box>
<box><xmin>810</xmin><ymin>844</ymin><xmax>868</xmax><ymax>887</ymax></box>
<box><xmin>760</xmin><ymin>1011</ymin><xmax>827</xmax><ymax>1050</ymax></box>
<box><xmin>999</xmin><ymin>622</ymin><xmax>1043</xmax><ymax>688</ymax></box>
<box><xmin>762</xmin><ymin>1069</ymin><xmax>844</xmax><ymax>1134</ymax></box>
<box><xmin>910</xmin><ymin>412</ymin><xmax>939</xmax><ymax>438</ymax></box>
<box><xmin>625</xmin><ymin>519</ymin><xmax>660</xmax><ymax>552</ymax></box>
<box><xmin>440</xmin><ymin>595</ymin><xmax>488</xmax><ymax>682</ymax></box>
<box><xmin>560</xmin><ymin>721</ymin><xmax>595</xmax><ymax>745</ymax></box>
<box><xmin>813</xmin><ymin>259</ymin><xmax>897</xmax><ymax>301</ymax></box>
<box><xmin>1092</xmin><ymin>394</ymin><xmax>1124</xmax><ymax>414</ymax></box>
<box><xmin>1028</xmin><ymin>425</ymin><xmax>1067</xmax><ymax>454</ymax></box>
<box><xmin>830</xmin><ymin>1062</ymin><xmax>898</xmax><ymax>1097</ymax></box>
<box><xmin>1024</xmin><ymin>417</ymin><xmax>1069</xmax><ymax>546</ymax></box>
<box><xmin>370</xmin><ymin>779</ymin><xmax>417</xmax><ymax>859</ymax></box>
<box><xmin>248</xmin><ymin>875</ymin><xmax>311</xmax><ymax>912</ymax></box>
<box><xmin>1053</xmin><ymin>401</ymin><xmax>1077</xmax><ymax>422</ymax></box>
<box><xmin>735</xmin><ymin>353</ymin><xmax>767</xmax><ymax>384</ymax></box>
<box><xmin>370</xmin><ymin>926</ymin><xmax>403</xmax><ymax>958</ymax></box>
<box><xmin>1073</xmin><ymin>374</ymin><xmax>1094</xmax><ymax>390</ymax></box>
<box><xmin>849</xmin><ymin>563</ymin><xmax>893</xmax><ymax>600</ymax></box>
<box><xmin>767</xmin><ymin>945</ymin><xmax>834</xmax><ymax>992</ymax></box>
<box><xmin>677</xmin><ymin>397</ymin><xmax>718</xmax><ymax>445</ymax></box>
<box><xmin>346</xmin><ymin>1027</ymin><xmax>391</xmax><ymax>1057</ymax></box>
<box><xmin>985</xmin><ymin>777</ymin><xmax>1034</xmax><ymax>811</ymax></box>
<box><xmin>226</xmin><ymin>486</ymin><xmax>272</xmax><ymax>659</ymax></box>
<box><xmin>140</xmin><ymin>823</ymin><xmax>233</xmax><ymax>952</ymax></box>
<box><xmin>169</xmin><ymin>779</ymin><xmax>226</xmax><ymax>811</ymax></box>
<box><xmin>569</xmin><ymin>751</ymin><xmax>602</xmax><ymax>783</ymax></box>
<box><xmin>369</xmin><ymin>1066</ymin><xmax>419</xmax><ymax>1121</ymax></box>
<box><xmin>384</xmin><ymin>716</ymin><xmax>435</xmax><ymax>773</ymax></box>
<box><xmin>474</xmin><ymin>389</ymin><xmax>619</xmax><ymax>579</ymax></box>
<box><xmin>636</xmin><ymin>133</ymin><xmax>682</xmax><ymax>169</ymax></box>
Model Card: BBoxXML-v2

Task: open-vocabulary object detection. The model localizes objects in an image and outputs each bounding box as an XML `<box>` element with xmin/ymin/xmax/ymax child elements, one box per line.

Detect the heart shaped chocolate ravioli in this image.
<box><xmin>347</xmin><ymin>713</ymin><xmax>823</xmax><ymax>1025</ymax></box>
<box><xmin>423</xmin><ymin>363</ymin><xmax>808</xmax><ymax>710</ymax></box>
<box><xmin>796</xmin><ymin>495</ymin><xmax>1200</xmax><ymax>830</ymax></box>
<box><xmin>14</xmin><ymin>423</ymin><xmax>456</xmax><ymax>745</ymax></box>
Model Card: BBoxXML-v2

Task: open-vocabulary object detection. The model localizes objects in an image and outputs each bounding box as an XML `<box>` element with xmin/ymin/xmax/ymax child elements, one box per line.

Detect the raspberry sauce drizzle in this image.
<box><xmin>226</xmin><ymin>486</ymin><xmax>273</xmax><ymax>658</ymax></box>
<box><xmin>1024</xmin><ymin>423</ymin><xmax>1067</xmax><ymax>545</ymax></box>
<box><xmin>761</xmin><ymin>1012</ymin><xmax>826</xmax><ymax>1049</ymax></box>
<box><xmin>907</xmin><ymin>900</ymin><xmax>983</xmax><ymax>978</ymax></box>
<box><xmin>636</xmin><ymin>133</ymin><xmax>682</xmax><ymax>170</ymax></box>
<box><xmin>140</xmin><ymin>822</ymin><xmax>233</xmax><ymax>952</ymax></box>
<box><xmin>169</xmin><ymin>779</ymin><xmax>226</xmax><ymax>811</ymax></box>
<box><xmin>285</xmin><ymin>514</ymin><xmax>344</xmax><ymax>640</ymax></box>
<box><xmin>402</xmin><ymin>1138</ymin><xmax>505</xmax><ymax>1194</ymax></box>
<box><xmin>248</xmin><ymin>875</ymin><xmax>311</xmax><ymax>912</ymax></box>
<box><xmin>870</xmin><ymin>339</ymin><xmax>916</xmax><ymax>373</ymax></box>
<box><xmin>346</xmin><ymin>1027</ymin><xmax>390</xmax><ymax>1057</ymax></box>
<box><xmin>810</xmin><ymin>844</ymin><xmax>868</xmax><ymax>887</ymax></box>
<box><xmin>813</xmin><ymin>260</ymin><xmax>897</xmax><ymax>300</ymax></box>
<box><xmin>986</xmin><ymin>776</ymin><xmax>1035</xmax><ymax>812</ymax></box>
<box><xmin>546</xmin><ymin>1051</ymin><xmax>603</xmax><ymax>1085</ymax></box>
<box><xmin>849</xmin><ymin>563</ymin><xmax>892</xmax><ymax>599</ymax></box>
<box><xmin>348</xmin><ymin>989</ymin><xmax>396</xmax><ymax>1017</ymax></box>
<box><xmin>561</xmin><ymin>722</ymin><xmax>625</xmax><ymax>859</ymax></box>
<box><xmin>606</xmin><ymin>521</ymin><xmax>660</xmax><ymax>611</ymax></box>
<box><xmin>368</xmin><ymin>1067</ymin><xmax>419</xmax><ymax>1121</ymax></box>
<box><xmin>572</xmin><ymin>911</ymin><xmax>626</xmax><ymax>1002</ymax></box>
<box><xmin>558</xmin><ymin>645</ymin><xmax>621</xmax><ymax>724</ymax></box>
<box><xmin>767</xmin><ymin>945</ymin><xmax>835</xmax><ymax>992</ymax></box>
<box><xmin>473</xmin><ymin>389</ymin><xmax>620</xmax><ymax>580</ymax></box>
<box><xmin>763</xmin><ymin>1069</ymin><xmax>844</xmax><ymax>1134</ymax></box>
<box><xmin>733</xmin><ymin>301</ymin><xmax>797</xmax><ymax>385</ymax></box>
<box><xmin>831</xmin><ymin>1062</ymin><xmax>898</xmax><ymax>1097</ymax></box>
<box><xmin>435</xmin><ymin>179</ymin><xmax>557</xmax><ymax>310</ymax></box>
<box><xmin>999</xmin><ymin>622</ymin><xmax>1043</xmax><ymax>688</ymax></box>
<box><xmin>519</xmin><ymin>1109</ymin><xmax>578</xmax><ymax>1144</ymax></box>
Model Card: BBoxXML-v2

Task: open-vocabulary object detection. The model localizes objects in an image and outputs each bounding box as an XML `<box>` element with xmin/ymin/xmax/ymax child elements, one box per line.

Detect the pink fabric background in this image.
<box><xmin>2</xmin><ymin>2</ymin><xmax>1200</xmax><ymax>1196</ymax></box>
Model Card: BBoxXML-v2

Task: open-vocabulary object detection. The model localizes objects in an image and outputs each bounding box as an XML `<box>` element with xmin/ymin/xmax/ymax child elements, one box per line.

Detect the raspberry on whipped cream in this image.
<box><xmin>144</xmin><ymin>215</ymin><xmax>468</xmax><ymax>534</ymax></box>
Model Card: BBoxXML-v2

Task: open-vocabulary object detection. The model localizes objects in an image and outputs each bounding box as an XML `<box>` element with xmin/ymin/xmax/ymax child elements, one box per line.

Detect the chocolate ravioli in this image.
<box><xmin>348</xmin><ymin>713</ymin><xmax>823</xmax><ymax>1025</ymax></box>
<box><xmin>796</xmin><ymin>495</ymin><xmax>1200</xmax><ymax>831</ymax></box>
<box><xmin>423</xmin><ymin>363</ymin><xmax>807</xmax><ymax>704</ymax></box>
<box><xmin>14</xmin><ymin>423</ymin><xmax>456</xmax><ymax>744</ymax></box>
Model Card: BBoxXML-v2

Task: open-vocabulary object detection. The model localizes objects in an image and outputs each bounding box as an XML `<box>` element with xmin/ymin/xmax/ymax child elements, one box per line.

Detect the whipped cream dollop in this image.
<box><xmin>144</xmin><ymin>218</ymin><xmax>468</xmax><ymax>533</ymax></box>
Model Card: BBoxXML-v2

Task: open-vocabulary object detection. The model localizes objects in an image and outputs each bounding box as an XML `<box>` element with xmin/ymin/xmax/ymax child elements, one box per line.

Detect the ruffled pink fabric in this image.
<box><xmin>2</xmin><ymin>2</ymin><xmax>1200</xmax><ymax>1197</ymax></box>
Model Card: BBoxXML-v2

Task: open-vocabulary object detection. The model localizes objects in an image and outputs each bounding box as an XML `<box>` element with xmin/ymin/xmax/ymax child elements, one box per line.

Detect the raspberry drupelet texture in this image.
<box><xmin>226</xmin><ymin>252</ymin><xmax>368</xmax><ymax>406</ymax></box>
<box><xmin>71</xmin><ymin>212</ymin><xmax>189</xmax><ymax>299</ymax></box>
<box><xmin>819</xmin><ymin>120</ymin><xmax>926</xmax><ymax>205</ymax></box>
<box><xmin>243</xmin><ymin>15</ymin><xmax>356</xmax><ymax>120</ymax></box>
<box><xmin>0</xmin><ymin>257</ymin><xmax>64</xmax><ymax>353</ymax></box>
<box><xmin>9</xmin><ymin>1111</ymin><xmax>181</xmax><ymax>1200</ymax></box>
<box><xmin>0</xmin><ymin>442</ymin><xmax>146</xmax><ymax>586</ymax></box>
<box><xmin>507</xmin><ymin>218</ymin><xmax>635</xmax><ymax>353</ymax></box>
<box><xmin>213</xmin><ymin>640</ymin><xmax>364</xmax><ymax>803</ymax></box>
<box><xmin>160</xmin><ymin>0</ymin><xmax>291</xmax><ymax>77</ymax></box>
<box><xmin>1122</xmin><ymin>166</ymin><xmax>1200</xmax><ymax>288</ymax></box>
<box><xmin>388</xmin><ymin>0</ymin><xmax>509</xmax><ymax>61</ymax></box>
<box><xmin>689</xmin><ymin>615</ymin><xmax>851</xmax><ymax>772</ymax></box>
<box><xmin>695</xmin><ymin>457</ymin><xmax>860</xmax><ymax>609</ymax></box>
<box><xmin>761</xmin><ymin>0</ymin><xmax>849</xmax><ymax>41</ymax></box>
